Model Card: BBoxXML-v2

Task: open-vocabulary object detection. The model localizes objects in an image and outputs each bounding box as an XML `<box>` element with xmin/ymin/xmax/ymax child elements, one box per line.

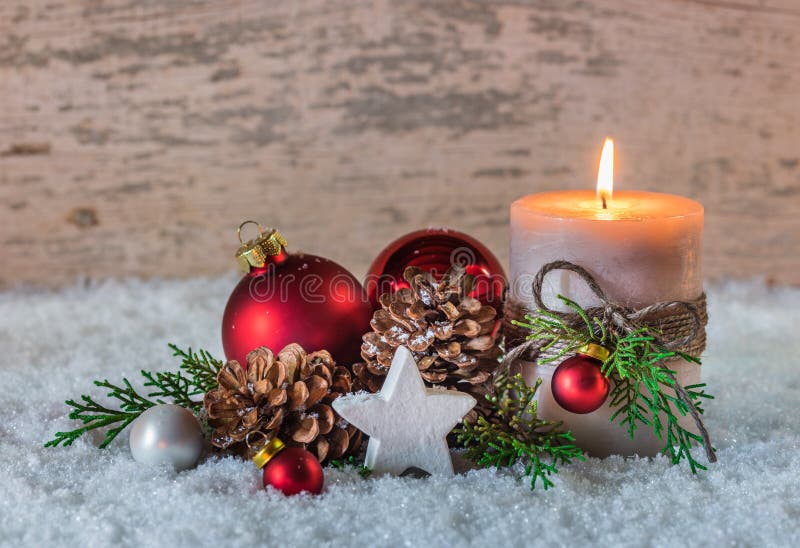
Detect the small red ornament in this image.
<box><xmin>253</xmin><ymin>438</ymin><xmax>324</xmax><ymax>496</ymax></box>
<box><xmin>551</xmin><ymin>344</ymin><xmax>611</xmax><ymax>414</ymax></box>
<box><xmin>222</xmin><ymin>222</ymin><xmax>372</xmax><ymax>367</ymax></box>
<box><xmin>364</xmin><ymin>228</ymin><xmax>506</xmax><ymax>311</ymax></box>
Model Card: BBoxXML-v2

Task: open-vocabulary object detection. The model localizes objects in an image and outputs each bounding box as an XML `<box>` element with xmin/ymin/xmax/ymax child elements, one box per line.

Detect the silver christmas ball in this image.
<box><xmin>129</xmin><ymin>404</ymin><xmax>204</xmax><ymax>471</ymax></box>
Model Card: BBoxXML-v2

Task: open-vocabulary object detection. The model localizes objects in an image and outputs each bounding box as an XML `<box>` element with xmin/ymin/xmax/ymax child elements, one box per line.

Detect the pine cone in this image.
<box><xmin>203</xmin><ymin>344</ymin><xmax>363</xmax><ymax>463</ymax></box>
<box><xmin>355</xmin><ymin>265</ymin><xmax>501</xmax><ymax>421</ymax></box>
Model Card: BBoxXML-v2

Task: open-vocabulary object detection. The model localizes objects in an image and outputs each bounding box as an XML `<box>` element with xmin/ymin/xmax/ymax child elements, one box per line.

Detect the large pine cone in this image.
<box><xmin>203</xmin><ymin>344</ymin><xmax>362</xmax><ymax>463</ymax></box>
<box><xmin>355</xmin><ymin>265</ymin><xmax>501</xmax><ymax>420</ymax></box>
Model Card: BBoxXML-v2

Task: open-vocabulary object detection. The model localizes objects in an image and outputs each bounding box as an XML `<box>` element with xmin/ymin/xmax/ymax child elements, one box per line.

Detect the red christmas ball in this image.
<box><xmin>262</xmin><ymin>446</ymin><xmax>324</xmax><ymax>496</ymax></box>
<box><xmin>222</xmin><ymin>226</ymin><xmax>372</xmax><ymax>367</ymax></box>
<box><xmin>551</xmin><ymin>353</ymin><xmax>610</xmax><ymax>414</ymax></box>
<box><xmin>364</xmin><ymin>228</ymin><xmax>506</xmax><ymax>311</ymax></box>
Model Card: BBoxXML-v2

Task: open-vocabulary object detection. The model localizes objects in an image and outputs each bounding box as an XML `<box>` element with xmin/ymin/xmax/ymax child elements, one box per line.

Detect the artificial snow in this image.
<box><xmin>0</xmin><ymin>275</ymin><xmax>798</xmax><ymax>547</ymax></box>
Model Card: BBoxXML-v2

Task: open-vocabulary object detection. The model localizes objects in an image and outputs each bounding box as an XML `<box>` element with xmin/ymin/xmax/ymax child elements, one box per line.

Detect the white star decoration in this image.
<box><xmin>333</xmin><ymin>346</ymin><xmax>476</xmax><ymax>476</ymax></box>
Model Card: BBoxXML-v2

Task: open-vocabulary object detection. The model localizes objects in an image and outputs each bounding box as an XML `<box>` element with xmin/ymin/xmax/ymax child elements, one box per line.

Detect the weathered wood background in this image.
<box><xmin>1</xmin><ymin>0</ymin><xmax>799</xmax><ymax>288</ymax></box>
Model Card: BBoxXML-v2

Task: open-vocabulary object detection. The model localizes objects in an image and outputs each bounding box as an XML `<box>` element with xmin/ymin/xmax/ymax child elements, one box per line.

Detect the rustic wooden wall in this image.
<box><xmin>1</xmin><ymin>0</ymin><xmax>799</xmax><ymax>288</ymax></box>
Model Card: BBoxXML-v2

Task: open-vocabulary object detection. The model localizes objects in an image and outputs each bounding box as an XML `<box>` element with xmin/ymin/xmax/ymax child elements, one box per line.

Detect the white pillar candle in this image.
<box><xmin>509</xmin><ymin>141</ymin><xmax>704</xmax><ymax>457</ymax></box>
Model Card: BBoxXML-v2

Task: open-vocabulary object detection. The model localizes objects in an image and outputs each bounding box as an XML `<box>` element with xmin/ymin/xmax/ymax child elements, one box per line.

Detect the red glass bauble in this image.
<box><xmin>364</xmin><ymin>228</ymin><xmax>506</xmax><ymax>310</ymax></box>
<box><xmin>222</xmin><ymin>249</ymin><xmax>372</xmax><ymax>367</ymax></box>
<box><xmin>551</xmin><ymin>354</ymin><xmax>610</xmax><ymax>414</ymax></box>
<box><xmin>262</xmin><ymin>446</ymin><xmax>324</xmax><ymax>496</ymax></box>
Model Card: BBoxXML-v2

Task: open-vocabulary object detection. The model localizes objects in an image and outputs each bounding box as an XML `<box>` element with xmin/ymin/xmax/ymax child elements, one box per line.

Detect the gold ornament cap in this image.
<box><xmin>577</xmin><ymin>343</ymin><xmax>611</xmax><ymax>362</ymax></box>
<box><xmin>252</xmin><ymin>437</ymin><xmax>286</xmax><ymax>469</ymax></box>
<box><xmin>235</xmin><ymin>221</ymin><xmax>288</xmax><ymax>273</ymax></box>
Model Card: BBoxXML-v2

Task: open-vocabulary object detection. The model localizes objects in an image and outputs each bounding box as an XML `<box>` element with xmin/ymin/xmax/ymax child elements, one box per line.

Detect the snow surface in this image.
<box><xmin>1</xmin><ymin>275</ymin><xmax>799</xmax><ymax>548</ymax></box>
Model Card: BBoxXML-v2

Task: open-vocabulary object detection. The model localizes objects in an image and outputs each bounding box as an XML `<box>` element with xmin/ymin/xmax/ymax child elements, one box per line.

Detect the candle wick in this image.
<box><xmin>601</xmin><ymin>195</ymin><xmax>607</xmax><ymax>209</ymax></box>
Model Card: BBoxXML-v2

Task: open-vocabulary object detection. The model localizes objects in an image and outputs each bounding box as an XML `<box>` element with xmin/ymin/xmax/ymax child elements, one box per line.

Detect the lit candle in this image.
<box><xmin>509</xmin><ymin>138</ymin><xmax>704</xmax><ymax>457</ymax></box>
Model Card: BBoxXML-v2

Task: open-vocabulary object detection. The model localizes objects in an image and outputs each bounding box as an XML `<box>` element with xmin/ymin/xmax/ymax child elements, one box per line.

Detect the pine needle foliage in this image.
<box><xmin>455</xmin><ymin>373</ymin><xmax>585</xmax><ymax>490</ymax></box>
<box><xmin>45</xmin><ymin>345</ymin><xmax>223</xmax><ymax>449</ymax></box>
<box><xmin>513</xmin><ymin>296</ymin><xmax>714</xmax><ymax>472</ymax></box>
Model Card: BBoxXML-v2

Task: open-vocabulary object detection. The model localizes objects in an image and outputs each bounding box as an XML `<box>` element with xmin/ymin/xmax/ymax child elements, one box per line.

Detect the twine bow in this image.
<box><xmin>502</xmin><ymin>260</ymin><xmax>715</xmax><ymax>463</ymax></box>
<box><xmin>531</xmin><ymin>261</ymin><xmax>706</xmax><ymax>353</ymax></box>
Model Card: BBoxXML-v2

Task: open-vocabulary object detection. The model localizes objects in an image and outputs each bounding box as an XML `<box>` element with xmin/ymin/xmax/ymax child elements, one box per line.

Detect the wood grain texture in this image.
<box><xmin>1</xmin><ymin>0</ymin><xmax>799</xmax><ymax>288</ymax></box>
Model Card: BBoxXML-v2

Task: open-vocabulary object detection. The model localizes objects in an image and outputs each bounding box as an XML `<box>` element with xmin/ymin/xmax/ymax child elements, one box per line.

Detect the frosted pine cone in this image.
<box><xmin>355</xmin><ymin>265</ymin><xmax>501</xmax><ymax>421</ymax></box>
<box><xmin>203</xmin><ymin>344</ymin><xmax>362</xmax><ymax>463</ymax></box>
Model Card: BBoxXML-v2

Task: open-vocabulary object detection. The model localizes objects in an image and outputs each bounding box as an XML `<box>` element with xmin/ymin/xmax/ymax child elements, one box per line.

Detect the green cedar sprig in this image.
<box><xmin>513</xmin><ymin>295</ymin><xmax>715</xmax><ymax>472</ymax></box>
<box><xmin>168</xmin><ymin>344</ymin><xmax>224</xmax><ymax>395</ymax></box>
<box><xmin>45</xmin><ymin>345</ymin><xmax>223</xmax><ymax>449</ymax></box>
<box><xmin>603</xmin><ymin>331</ymin><xmax>712</xmax><ymax>471</ymax></box>
<box><xmin>328</xmin><ymin>455</ymin><xmax>373</xmax><ymax>478</ymax></box>
<box><xmin>455</xmin><ymin>373</ymin><xmax>585</xmax><ymax>490</ymax></box>
<box><xmin>44</xmin><ymin>379</ymin><xmax>159</xmax><ymax>449</ymax></box>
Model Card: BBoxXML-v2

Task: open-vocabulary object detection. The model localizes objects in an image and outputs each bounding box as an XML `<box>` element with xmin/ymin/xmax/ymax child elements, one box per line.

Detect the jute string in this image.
<box><xmin>501</xmin><ymin>260</ymin><xmax>715</xmax><ymax>462</ymax></box>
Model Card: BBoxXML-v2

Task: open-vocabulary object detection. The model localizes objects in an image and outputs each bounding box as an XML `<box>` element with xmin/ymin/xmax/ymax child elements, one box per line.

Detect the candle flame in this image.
<box><xmin>596</xmin><ymin>137</ymin><xmax>614</xmax><ymax>209</ymax></box>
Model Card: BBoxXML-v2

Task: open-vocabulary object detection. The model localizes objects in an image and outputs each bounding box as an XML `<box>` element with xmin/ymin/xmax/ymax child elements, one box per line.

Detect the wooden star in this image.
<box><xmin>333</xmin><ymin>346</ymin><xmax>476</xmax><ymax>476</ymax></box>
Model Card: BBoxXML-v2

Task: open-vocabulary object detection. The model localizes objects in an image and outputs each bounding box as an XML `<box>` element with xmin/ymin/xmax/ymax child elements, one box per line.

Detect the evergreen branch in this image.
<box><xmin>455</xmin><ymin>374</ymin><xmax>585</xmax><ymax>490</ymax></box>
<box><xmin>328</xmin><ymin>455</ymin><xmax>373</xmax><ymax>478</ymax></box>
<box><xmin>516</xmin><ymin>296</ymin><xmax>716</xmax><ymax>472</ymax></box>
<box><xmin>46</xmin><ymin>345</ymin><xmax>223</xmax><ymax>449</ymax></box>
<box><xmin>45</xmin><ymin>379</ymin><xmax>158</xmax><ymax>448</ymax></box>
<box><xmin>141</xmin><ymin>370</ymin><xmax>203</xmax><ymax>411</ymax></box>
<box><xmin>169</xmin><ymin>343</ymin><xmax>224</xmax><ymax>394</ymax></box>
<box><xmin>603</xmin><ymin>330</ymin><xmax>715</xmax><ymax>468</ymax></box>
